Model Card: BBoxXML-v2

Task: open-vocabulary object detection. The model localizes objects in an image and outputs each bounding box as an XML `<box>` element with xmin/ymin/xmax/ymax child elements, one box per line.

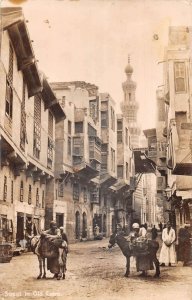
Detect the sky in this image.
<box><xmin>2</xmin><ymin>0</ymin><xmax>192</xmax><ymax>129</ymax></box>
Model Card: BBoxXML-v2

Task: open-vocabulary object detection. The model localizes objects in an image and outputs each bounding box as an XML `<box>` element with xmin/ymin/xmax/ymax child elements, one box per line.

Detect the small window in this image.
<box><xmin>126</xmin><ymin>162</ymin><xmax>129</xmax><ymax>179</ymax></box>
<box><xmin>117</xmin><ymin>165</ymin><xmax>123</xmax><ymax>178</ymax></box>
<box><xmin>82</xmin><ymin>187</ymin><xmax>87</xmax><ymax>202</ymax></box>
<box><xmin>111</xmin><ymin>148</ymin><xmax>115</xmax><ymax>172</ymax></box>
<box><xmin>68</xmin><ymin>120</ymin><xmax>72</xmax><ymax>135</ymax></box>
<box><xmin>28</xmin><ymin>185</ymin><xmax>32</xmax><ymax>205</ymax></box>
<box><xmin>101</xmin><ymin>144</ymin><xmax>108</xmax><ymax>152</ymax></box>
<box><xmin>117</xmin><ymin>120</ymin><xmax>123</xmax><ymax>130</ymax></box>
<box><xmin>73</xmin><ymin>183</ymin><xmax>79</xmax><ymax>200</ymax></box>
<box><xmin>42</xmin><ymin>190</ymin><xmax>45</xmax><ymax>208</ymax></box>
<box><xmin>125</xmin><ymin>128</ymin><xmax>128</xmax><ymax>145</ymax></box>
<box><xmin>36</xmin><ymin>188</ymin><xmax>39</xmax><ymax>206</ymax></box>
<box><xmin>20</xmin><ymin>181</ymin><xmax>24</xmax><ymax>202</ymax></box>
<box><xmin>58</xmin><ymin>181</ymin><xmax>64</xmax><ymax>197</ymax></box>
<box><xmin>101</xmin><ymin>111</ymin><xmax>108</xmax><ymax>127</ymax></box>
<box><xmin>117</xmin><ymin>131</ymin><xmax>123</xmax><ymax>143</ymax></box>
<box><xmin>48</xmin><ymin>111</ymin><xmax>54</xmax><ymax>138</ymax></box>
<box><xmin>3</xmin><ymin>176</ymin><xmax>7</xmax><ymax>201</ymax></box>
<box><xmin>111</xmin><ymin>107</ymin><xmax>115</xmax><ymax>131</ymax></box>
<box><xmin>11</xmin><ymin>180</ymin><xmax>13</xmax><ymax>203</ymax></box>
<box><xmin>68</xmin><ymin>136</ymin><xmax>71</xmax><ymax>156</ymax></box>
<box><xmin>174</xmin><ymin>62</ymin><xmax>186</xmax><ymax>93</ymax></box>
<box><xmin>75</xmin><ymin>122</ymin><xmax>83</xmax><ymax>134</ymax></box>
<box><xmin>101</xmin><ymin>153</ymin><xmax>107</xmax><ymax>171</ymax></box>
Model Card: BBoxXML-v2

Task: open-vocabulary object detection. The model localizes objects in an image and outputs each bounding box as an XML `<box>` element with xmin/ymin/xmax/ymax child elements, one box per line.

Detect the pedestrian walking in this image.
<box><xmin>178</xmin><ymin>223</ymin><xmax>191</xmax><ymax>266</ymax></box>
<box><xmin>159</xmin><ymin>221</ymin><xmax>176</xmax><ymax>266</ymax></box>
<box><xmin>144</xmin><ymin>223</ymin><xmax>148</xmax><ymax>230</ymax></box>
<box><xmin>159</xmin><ymin>222</ymin><xmax>163</xmax><ymax>232</ymax></box>
<box><xmin>140</xmin><ymin>224</ymin><xmax>147</xmax><ymax>237</ymax></box>
<box><xmin>151</xmin><ymin>225</ymin><xmax>158</xmax><ymax>240</ymax></box>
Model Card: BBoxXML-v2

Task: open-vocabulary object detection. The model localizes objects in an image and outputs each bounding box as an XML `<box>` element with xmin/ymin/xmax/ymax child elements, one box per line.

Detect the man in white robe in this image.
<box><xmin>159</xmin><ymin>221</ymin><xmax>176</xmax><ymax>266</ymax></box>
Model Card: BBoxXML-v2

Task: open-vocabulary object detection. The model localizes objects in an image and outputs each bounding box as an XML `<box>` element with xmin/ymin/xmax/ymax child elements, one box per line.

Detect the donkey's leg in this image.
<box><xmin>62</xmin><ymin>251</ymin><xmax>67</xmax><ymax>279</ymax></box>
<box><xmin>153</xmin><ymin>254</ymin><xmax>160</xmax><ymax>278</ymax></box>
<box><xmin>42</xmin><ymin>258</ymin><xmax>46</xmax><ymax>279</ymax></box>
<box><xmin>37</xmin><ymin>256</ymin><xmax>42</xmax><ymax>279</ymax></box>
<box><xmin>57</xmin><ymin>248</ymin><xmax>64</xmax><ymax>280</ymax></box>
<box><xmin>124</xmin><ymin>256</ymin><xmax>130</xmax><ymax>277</ymax></box>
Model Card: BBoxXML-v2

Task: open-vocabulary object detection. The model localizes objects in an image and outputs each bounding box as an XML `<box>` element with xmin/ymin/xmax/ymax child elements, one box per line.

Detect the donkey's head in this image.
<box><xmin>108</xmin><ymin>233</ymin><xmax>117</xmax><ymax>248</ymax></box>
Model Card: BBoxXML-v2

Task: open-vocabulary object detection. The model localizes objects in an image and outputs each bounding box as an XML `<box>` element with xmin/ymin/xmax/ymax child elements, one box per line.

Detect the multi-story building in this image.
<box><xmin>162</xmin><ymin>26</ymin><xmax>192</xmax><ymax>230</ymax></box>
<box><xmin>49</xmin><ymin>81</ymin><xmax>101</xmax><ymax>241</ymax></box>
<box><xmin>50</xmin><ymin>84</ymin><xmax>135</xmax><ymax>240</ymax></box>
<box><xmin>0</xmin><ymin>7</ymin><xmax>65</xmax><ymax>245</ymax></box>
<box><xmin>98</xmin><ymin>93</ymin><xmax>117</xmax><ymax>234</ymax></box>
<box><xmin>109</xmin><ymin>114</ymin><xmax>134</xmax><ymax>233</ymax></box>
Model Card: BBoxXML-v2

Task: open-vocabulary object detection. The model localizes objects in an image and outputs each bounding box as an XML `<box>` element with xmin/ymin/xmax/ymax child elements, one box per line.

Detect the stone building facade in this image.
<box><xmin>0</xmin><ymin>8</ymin><xmax>65</xmax><ymax>245</ymax></box>
<box><xmin>162</xmin><ymin>26</ymin><xmax>192</xmax><ymax>230</ymax></box>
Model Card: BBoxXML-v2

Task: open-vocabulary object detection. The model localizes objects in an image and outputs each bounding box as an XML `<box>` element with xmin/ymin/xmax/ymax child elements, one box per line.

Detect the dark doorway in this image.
<box><xmin>56</xmin><ymin>213</ymin><xmax>64</xmax><ymax>228</ymax></box>
<box><xmin>16</xmin><ymin>214</ymin><xmax>24</xmax><ymax>246</ymax></box>
<box><xmin>82</xmin><ymin>212</ymin><xmax>87</xmax><ymax>238</ymax></box>
<box><xmin>112</xmin><ymin>215</ymin><xmax>116</xmax><ymax>233</ymax></box>
<box><xmin>75</xmin><ymin>211</ymin><xmax>80</xmax><ymax>239</ymax></box>
<box><xmin>103</xmin><ymin>214</ymin><xmax>107</xmax><ymax>236</ymax></box>
<box><xmin>93</xmin><ymin>214</ymin><xmax>102</xmax><ymax>232</ymax></box>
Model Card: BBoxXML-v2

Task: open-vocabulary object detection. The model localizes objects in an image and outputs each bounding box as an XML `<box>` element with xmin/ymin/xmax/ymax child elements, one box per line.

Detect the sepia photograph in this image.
<box><xmin>0</xmin><ymin>0</ymin><xmax>192</xmax><ymax>299</ymax></box>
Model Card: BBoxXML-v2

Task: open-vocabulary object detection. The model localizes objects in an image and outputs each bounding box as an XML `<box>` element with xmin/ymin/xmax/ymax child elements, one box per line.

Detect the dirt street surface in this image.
<box><xmin>0</xmin><ymin>238</ymin><xmax>192</xmax><ymax>300</ymax></box>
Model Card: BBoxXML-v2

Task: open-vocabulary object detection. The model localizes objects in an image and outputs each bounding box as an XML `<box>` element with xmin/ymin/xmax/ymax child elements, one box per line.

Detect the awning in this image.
<box><xmin>73</xmin><ymin>162</ymin><xmax>99</xmax><ymax>180</ymax></box>
<box><xmin>90</xmin><ymin>173</ymin><xmax>117</xmax><ymax>188</ymax></box>
<box><xmin>134</xmin><ymin>150</ymin><xmax>156</xmax><ymax>173</ymax></box>
<box><xmin>109</xmin><ymin>179</ymin><xmax>128</xmax><ymax>192</ymax></box>
<box><xmin>2</xmin><ymin>8</ymin><xmax>42</xmax><ymax>97</ymax></box>
<box><xmin>41</xmin><ymin>76</ymin><xmax>65</xmax><ymax>122</ymax></box>
<box><xmin>99</xmin><ymin>173</ymin><xmax>117</xmax><ymax>187</ymax></box>
<box><xmin>176</xmin><ymin>190</ymin><xmax>192</xmax><ymax>200</ymax></box>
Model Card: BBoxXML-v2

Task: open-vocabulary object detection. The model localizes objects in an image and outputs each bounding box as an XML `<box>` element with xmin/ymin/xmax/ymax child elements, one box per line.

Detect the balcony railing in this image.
<box><xmin>90</xmin><ymin>187</ymin><xmax>99</xmax><ymax>204</ymax></box>
<box><xmin>89</xmin><ymin>137</ymin><xmax>101</xmax><ymax>163</ymax></box>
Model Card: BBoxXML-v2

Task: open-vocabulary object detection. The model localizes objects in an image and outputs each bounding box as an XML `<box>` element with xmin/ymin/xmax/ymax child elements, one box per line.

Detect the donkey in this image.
<box><xmin>30</xmin><ymin>235</ymin><xmax>67</xmax><ymax>280</ymax></box>
<box><xmin>108</xmin><ymin>233</ymin><xmax>160</xmax><ymax>278</ymax></box>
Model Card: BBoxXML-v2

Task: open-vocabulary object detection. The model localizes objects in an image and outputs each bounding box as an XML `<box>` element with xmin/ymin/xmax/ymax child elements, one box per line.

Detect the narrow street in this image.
<box><xmin>0</xmin><ymin>238</ymin><xmax>192</xmax><ymax>300</ymax></box>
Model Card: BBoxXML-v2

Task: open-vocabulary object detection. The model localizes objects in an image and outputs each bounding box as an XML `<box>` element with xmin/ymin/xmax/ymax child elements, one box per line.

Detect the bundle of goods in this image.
<box><xmin>131</xmin><ymin>237</ymin><xmax>149</xmax><ymax>256</ymax></box>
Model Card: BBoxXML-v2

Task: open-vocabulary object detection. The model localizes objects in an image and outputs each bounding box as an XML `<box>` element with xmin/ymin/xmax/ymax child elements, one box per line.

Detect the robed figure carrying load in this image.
<box><xmin>30</xmin><ymin>221</ymin><xmax>68</xmax><ymax>280</ymax></box>
<box><xmin>129</xmin><ymin>223</ymin><xmax>154</xmax><ymax>276</ymax></box>
<box><xmin>108</xmin><ymin>223</ymin><xmax>160</xmax><ymax>278</ymax></box>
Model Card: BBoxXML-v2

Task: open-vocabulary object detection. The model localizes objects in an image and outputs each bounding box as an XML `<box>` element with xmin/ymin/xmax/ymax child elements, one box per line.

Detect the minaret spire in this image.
<box><xmin>121</xmin><ymin>55</ymin><xmax>140</xmax><ymax>148</ymax></box>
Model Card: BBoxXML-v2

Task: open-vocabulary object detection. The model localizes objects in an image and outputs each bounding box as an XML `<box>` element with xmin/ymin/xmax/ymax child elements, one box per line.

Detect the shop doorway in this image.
<box><xmin>103</xmin><ymin>214</ymin><xmax>107</xmax><ymax>236</ymax></box>
<box><xmin>75</xmin><ymin>211</ymin><xmax>80</xmax><ymax>239</ymax></box>
<box><xmin>93</xmin><ymin>214</ymin><xmax>102</xmax><ymax>233</ymax></box>
<box><xmin>16</xmin><ymin>214</ymin><xmax>24</xmax><ymax>246</ymax></box>
<box><xmin>82</xmin><ymin>212</ymin><xmax>87</xmax><ymax>238</ymax></box>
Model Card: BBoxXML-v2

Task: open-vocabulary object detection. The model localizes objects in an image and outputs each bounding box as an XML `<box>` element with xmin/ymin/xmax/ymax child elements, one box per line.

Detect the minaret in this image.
<box><xmin>121</xmin><ymin>56</ymin><xmax>140</xmax><ymax>148</ymax></box>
